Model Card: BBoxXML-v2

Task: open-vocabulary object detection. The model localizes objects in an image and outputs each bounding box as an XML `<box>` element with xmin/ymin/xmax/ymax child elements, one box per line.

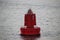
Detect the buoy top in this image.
<box><xmin>27</xmin><ymin>9</ymin><xmax>33</xmax><ymax>14</ymax></box>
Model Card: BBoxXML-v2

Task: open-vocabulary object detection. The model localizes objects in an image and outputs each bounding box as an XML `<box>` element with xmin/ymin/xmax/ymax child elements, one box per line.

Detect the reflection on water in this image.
<box><xmin>20</xmin><ymin>35</ymin><xmax>40</xmax><ymax>40</ymax></box>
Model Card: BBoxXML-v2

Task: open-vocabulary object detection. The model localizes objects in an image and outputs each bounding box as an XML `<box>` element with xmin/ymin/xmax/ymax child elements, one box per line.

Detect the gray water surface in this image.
<box><xmin>0</xmin><ymin>0</ymin><xmax>60</xmax><ymax>40</ymax></box>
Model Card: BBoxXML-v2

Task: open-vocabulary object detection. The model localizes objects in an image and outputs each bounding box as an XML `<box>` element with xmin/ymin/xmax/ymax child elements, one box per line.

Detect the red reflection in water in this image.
<box><xmin>20</xmin><ymin>35</ymin><xmax>41</xmax><ymax>40</ymax></box>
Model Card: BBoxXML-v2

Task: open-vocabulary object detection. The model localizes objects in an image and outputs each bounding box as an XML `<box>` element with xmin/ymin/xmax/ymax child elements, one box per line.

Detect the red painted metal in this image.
<box><xmin>20</xmin><ymin>9</ymin><xmax>40</xmax><ymax>35</ymax></box>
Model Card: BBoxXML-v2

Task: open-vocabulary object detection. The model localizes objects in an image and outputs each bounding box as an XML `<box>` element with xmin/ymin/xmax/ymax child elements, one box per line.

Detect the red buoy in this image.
<box><xmin>20</xmin><ymin>9</ymin><xmax>40</xmax><ymax>36</ymax></box>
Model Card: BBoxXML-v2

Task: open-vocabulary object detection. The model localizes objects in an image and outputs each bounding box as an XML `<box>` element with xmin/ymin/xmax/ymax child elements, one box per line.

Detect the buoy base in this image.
<box><xmin>20</xmin><ymin>27</ymin><xmax>40</xmax><ymax>36</ymax></box>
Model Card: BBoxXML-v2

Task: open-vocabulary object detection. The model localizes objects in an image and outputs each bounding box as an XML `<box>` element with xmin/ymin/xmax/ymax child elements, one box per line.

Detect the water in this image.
<box><xmin>0</xmin><ymin>0</ymin><xmax>60</xmax><ymax>40</ymax></box>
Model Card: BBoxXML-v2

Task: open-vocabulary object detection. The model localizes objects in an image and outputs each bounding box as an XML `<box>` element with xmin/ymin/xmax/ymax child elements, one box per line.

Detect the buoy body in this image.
<box><xmin>20</xmin><ymin>9</ymin><xmax>40</xmax><ymax>35</ymax></box>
